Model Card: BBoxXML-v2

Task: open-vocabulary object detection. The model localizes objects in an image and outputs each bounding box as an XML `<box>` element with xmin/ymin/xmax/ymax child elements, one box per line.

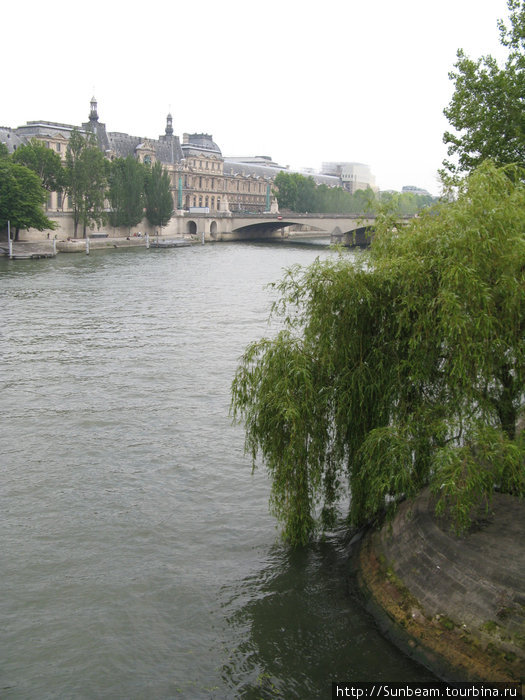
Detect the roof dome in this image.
<box><xmin>184</xmin><ymin>133</ymin><xmax>222</xmax><ymax>156</ymax></box>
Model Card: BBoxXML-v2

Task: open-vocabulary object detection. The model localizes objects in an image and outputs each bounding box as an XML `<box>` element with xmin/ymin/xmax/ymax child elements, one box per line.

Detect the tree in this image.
<box><xmin>443</xmin><ymin>0</ymin><xmax>525</xmax><ymax>175</ymax></box>
<box><xmin>273</xmin><ymin>171</ymin><xmax>432</xmax><ymax>216</ymax></box>
<box><xmin>11</xmin><ymin>138</ymin><xmax>65</xmax><ymax>194</ymax></box>
<box><xmin>0</xmin><ymin>160</ymin><xmax>57</xmax><ymax>238</ymax></box>
<box><xmin>108</xmin><ymin>156</ymin><xmax>146</xmax><ymax>232</ymax></box>
<box><xmin>273</xmin><ymin>171</ymin><xmax>300</xmax><ymax>210</ymax></box>
<box><xmin>65</xmin><ymin>129</ymin><xmax>108</xmax><ymax>237</ymax></box>
<box><xmin>231</xmin><ymin>162</ymin><xmax>525</xmax><ymax>546</ymax></box>
<box><xmin>145</xmin><ymin>161</ymin><xmax>174</xmax><ymax>230</ymax></box>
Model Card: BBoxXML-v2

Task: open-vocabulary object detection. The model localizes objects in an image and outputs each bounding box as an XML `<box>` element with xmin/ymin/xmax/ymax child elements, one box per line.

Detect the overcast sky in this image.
<box><xmin>3</xmin><ymin>0</ymin><xmax>511</xmax><ymax>195</ymax></box>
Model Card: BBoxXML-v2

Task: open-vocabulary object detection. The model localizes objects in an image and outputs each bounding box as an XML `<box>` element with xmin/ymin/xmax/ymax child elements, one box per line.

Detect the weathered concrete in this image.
<box><xmin>358</xmin><ymin>489</ymin><xmax>525</xmax><ymax>682</ymax></box>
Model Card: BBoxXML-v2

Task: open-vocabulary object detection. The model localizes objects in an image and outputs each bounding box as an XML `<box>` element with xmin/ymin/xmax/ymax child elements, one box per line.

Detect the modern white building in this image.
<box><xmin>321</xmin><ymin>162</ymin><xmax>377</xmax><ymax>194</ymax></box>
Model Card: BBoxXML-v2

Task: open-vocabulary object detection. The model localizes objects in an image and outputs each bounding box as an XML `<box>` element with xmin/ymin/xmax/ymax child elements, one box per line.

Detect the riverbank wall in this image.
<box><xmin>0</xmin><ymin>235</ymin><xmax>199</xmax><ymax>259</ymax></box>
<box><xmin>357</xmin><ymin>489</ymin><xmax>524</xmax><ymax>682</ymax></box>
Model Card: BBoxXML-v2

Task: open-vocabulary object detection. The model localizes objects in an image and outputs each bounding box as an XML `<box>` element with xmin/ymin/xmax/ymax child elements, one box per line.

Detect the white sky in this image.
<box><xmin>3</xmin><ymin>0</ymin><xmax>511</xmax><ymax>196</ymax></box>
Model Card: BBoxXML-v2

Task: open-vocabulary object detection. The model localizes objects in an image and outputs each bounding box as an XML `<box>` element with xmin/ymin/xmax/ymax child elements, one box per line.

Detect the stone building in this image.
<box><xmin>225</xmin><ymin>155</ymin><xmax>339</xmax><ymax>186</ymax></box>
<box><xmin>0</xmin><ymin>98</ymin><xmax>274</xmax><ymax>217</ymax></box>
<box><xmin>2</xmin><ymin>99</ymin><xmax>379</xmax><ymax>230</ymax></box>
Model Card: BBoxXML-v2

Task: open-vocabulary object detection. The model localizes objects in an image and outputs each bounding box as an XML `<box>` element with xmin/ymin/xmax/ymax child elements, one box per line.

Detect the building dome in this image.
<box><xmin>182</xmin><ymin>133</ymin><xmax>222</xmax><ymax>156</ymax></box>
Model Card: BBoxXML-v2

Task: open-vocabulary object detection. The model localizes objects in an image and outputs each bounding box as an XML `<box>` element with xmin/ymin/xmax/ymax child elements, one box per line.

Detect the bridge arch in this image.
<box><xmin>210</xmin><ymin>221</ymin><xmax>218</xmax><ymax>239</ymax></box>
<box><xmin>186</xmin><ymin>220</ymin><xmax>197</xmax><ymax>235</ymax></box>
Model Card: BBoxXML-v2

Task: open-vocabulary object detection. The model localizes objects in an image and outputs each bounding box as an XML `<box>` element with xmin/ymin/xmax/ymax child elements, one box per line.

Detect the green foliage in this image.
<box><xmin>0</xmin><ymin>159</ymin><xmax>56</xmax><ymax>234</ymax></box>
<box><xmin>273</xmin><ymin>171</ymin><xmax>434</xmax><ymax>215</ymax></box>
<box><xmin>108</xmin><ymin>156</ymin><xmax>146</xmax><ymax>230</ymax></box>
<box><xmin>65</xmin><ymin>129</ymin><xmax>108</xmax><ymax>237</ymax></box>
<box><xmin>443</xmin><ymin>0</ymin><xmax>525</xmax><ymax>175</ymax></box>
<box><xmin>231</xmin><ymin>162</ymin><xmax>525</xmax><ymax>545</ymax></box>
<box><xmin>432</xmin><ymin>425</ymin><xmax>524</xmax><ymax>532</ymax></box>
<box><xmin>145</xmin><ymin>161</ymin><xmax>174</xmax><ymax>229</ymax></box>
<box><xmin>11</xmin><ymin>138</ymin><xmax>65</xmax><ymax>193</ymax></box>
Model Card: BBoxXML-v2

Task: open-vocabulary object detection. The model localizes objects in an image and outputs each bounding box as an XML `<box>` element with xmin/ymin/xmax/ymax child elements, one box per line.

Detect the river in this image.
<box><xmin>0</xmin><ymin>240</ymin><xmax>436</xmax><ymax>699</ymax></box>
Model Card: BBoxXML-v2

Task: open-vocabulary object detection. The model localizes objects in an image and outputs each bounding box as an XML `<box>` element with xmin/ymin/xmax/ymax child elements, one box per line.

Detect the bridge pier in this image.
<box><xmin>331</xmin><ymin>226</ymin><xmax>374</xmax><ymax>247</ymax></box>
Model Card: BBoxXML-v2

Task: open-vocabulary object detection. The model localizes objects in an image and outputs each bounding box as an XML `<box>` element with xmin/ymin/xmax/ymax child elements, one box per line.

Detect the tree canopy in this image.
<box><xmin>231</xmin><ymin>162</ymin><xmax>525</xmax><ymax>545</ymax></box>
<box><xmin>0</xmin><ymin>159</ymin><xmax>57</xmax><ymax>236</ymax></box>
<box><xmin>65</xmin><ymin>129</ymin><xmax>108</xmax><ymax>237</ymax></box>
<box><xmin>108</xmin><ymin>156</ymin><xmax>146</xmax><ymax>231</ymax></box>
<box><xmin>11</xmin><ymin>138</ymin><xmax>65</xmax><ymax>194</ymax></box>
<box><xmin>273</xmin><ymin>171</ymin><xmax>434</xmax><ymax>215</ymax></box>
<box><xmin>145</xmin><ymin>161</ymin><xmax>174</xmax><ymax>229</ymax></box>
<box><xmin>443</xmin><ymin>0</ymin><xmax>525</xmax><ymax>175</ymax></box>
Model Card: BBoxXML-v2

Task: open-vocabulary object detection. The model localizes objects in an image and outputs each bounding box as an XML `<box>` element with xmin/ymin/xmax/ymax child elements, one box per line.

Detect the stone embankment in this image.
<box><xmin>57</xmin><ymin>236</ymin><xmax>149</xmax><ymax>252</ymax></box>
<box><xmin>358</xmin><ymin>489</ymin><xmax>524</xmax><ymax>682</ymax></box>
<box><xmin>1</xmin><ymin>236</ymin><xmax>193</xmax><ymax>258</ymax></box>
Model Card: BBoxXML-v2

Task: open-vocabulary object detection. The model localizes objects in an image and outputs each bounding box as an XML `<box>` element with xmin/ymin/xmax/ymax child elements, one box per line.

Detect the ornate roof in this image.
<box><xmin>182</xmin><ymin>133</ymin><xmax>222</xmax><ymax>157</ymax></box>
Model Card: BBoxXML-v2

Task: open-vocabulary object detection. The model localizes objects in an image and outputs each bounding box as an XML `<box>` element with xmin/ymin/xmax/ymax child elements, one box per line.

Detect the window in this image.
<box><xmin>56</xmin><ymin>143</ymin><xmax>61</xmax><ymax>152</ymax></box>
<box><xmin>57</xmin><ymin>192</ymin><xmax>62</xmax><ymax>209</ymax></box>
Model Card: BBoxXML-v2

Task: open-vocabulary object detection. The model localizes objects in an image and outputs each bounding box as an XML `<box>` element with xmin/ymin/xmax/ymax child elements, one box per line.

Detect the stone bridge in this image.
<box><xmin>168</xmin><ymin>212</ymin><xmax>381</xmax><ymax>246</ymax></box>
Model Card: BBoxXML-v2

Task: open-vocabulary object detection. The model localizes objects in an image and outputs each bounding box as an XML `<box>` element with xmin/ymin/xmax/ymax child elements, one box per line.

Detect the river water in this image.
<box><xmin>1</xmin><ymin>240</ymin><xmax>436</xmax><ymax>699</ymax></box>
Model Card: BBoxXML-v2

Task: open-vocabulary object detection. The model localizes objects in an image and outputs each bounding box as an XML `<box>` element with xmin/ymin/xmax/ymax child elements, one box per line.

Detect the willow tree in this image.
<box><xmin>231</xmin><ymin>162</ymin><xmax>525</xmax><ymax>545</ymax></box>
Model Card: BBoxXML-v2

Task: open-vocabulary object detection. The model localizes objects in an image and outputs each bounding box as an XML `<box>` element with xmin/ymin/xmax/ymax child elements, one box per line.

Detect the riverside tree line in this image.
<box><xmin>231</xmin><ymin>0</ymin><xmax>525</xmax><ymax>545</ymax></box>
<box><xmin>272</xmin><ymin>170</ymin><xmax>435</xmax><ymax>216</ymax></box>
<box><xmin>0</xmin><ymin>129</ymin><xmax>174</xmax><ymax>239</ymax></box>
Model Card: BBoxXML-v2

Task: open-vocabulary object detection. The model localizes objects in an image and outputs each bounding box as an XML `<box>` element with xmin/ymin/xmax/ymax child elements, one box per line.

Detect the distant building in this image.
<box><xmin>321</xmin><ymin>162</ymin><xmax>377</xmax><ymax>194</ymax></box>
<box><xmin>402</xmin><ymin>185</ymin><xmax>432</xmax><ymax>197</ymax></box>
<box><xmin>224</xmin><ymin>155</ymin><xmax>341</xmax><ymax>188</ymax></box>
